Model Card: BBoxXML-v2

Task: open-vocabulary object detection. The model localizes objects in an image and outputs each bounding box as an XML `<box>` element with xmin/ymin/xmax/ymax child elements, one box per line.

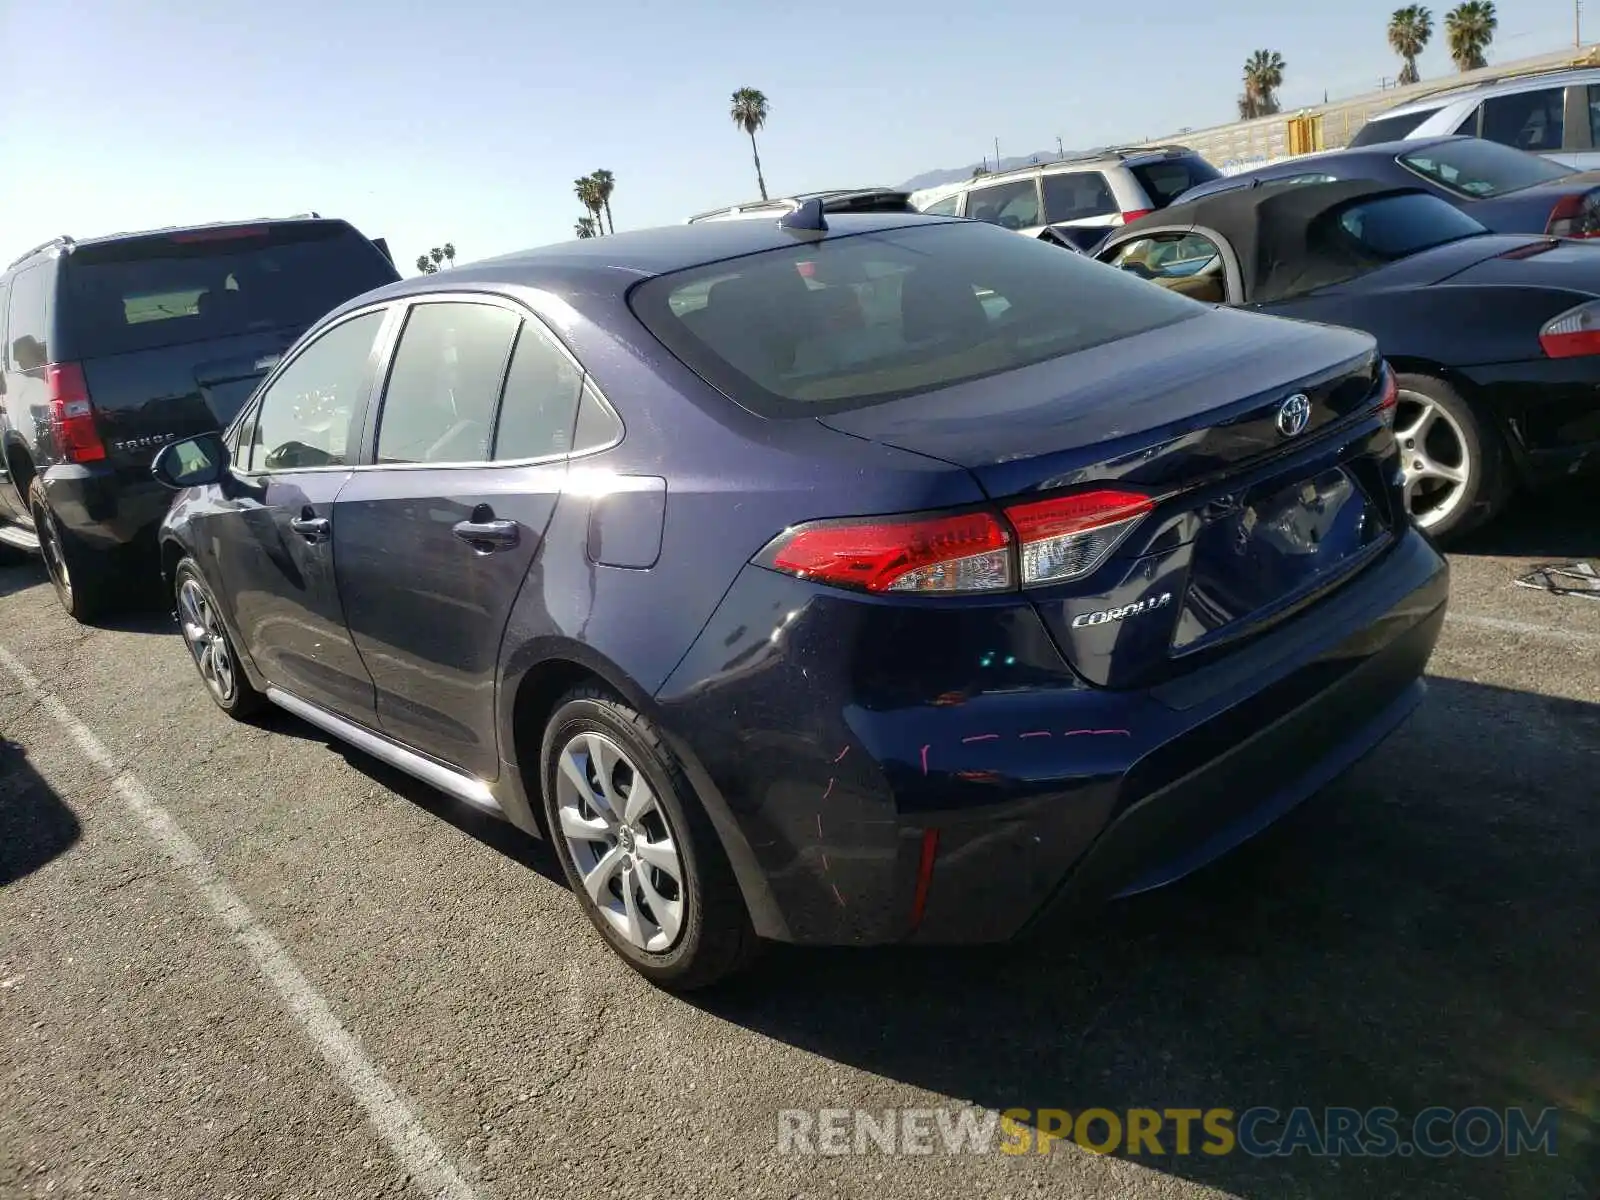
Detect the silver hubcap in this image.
<box><xmin>1394</xmin><ymin>390</ymin><xmax>1471</xmax><ymax>530</ymax></box>
<box><xmin>178</xmin><ymin>578</ymin><xmax>236</xmax><ymax>704</ymax></box>
<box><xmin>555</xmin><ymin>732</ymin><xmax>685</xmax><ymax>953</ymax></box>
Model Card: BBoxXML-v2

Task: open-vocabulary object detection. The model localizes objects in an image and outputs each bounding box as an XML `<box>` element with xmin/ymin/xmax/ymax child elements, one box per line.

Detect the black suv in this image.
<box><xmin>0</xmin><ymin>217</ymin><xmax>400</xmax><ymax>620</ymax></box>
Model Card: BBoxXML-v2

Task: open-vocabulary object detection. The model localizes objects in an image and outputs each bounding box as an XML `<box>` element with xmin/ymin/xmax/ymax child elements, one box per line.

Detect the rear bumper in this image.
<box><xmin>40</xmin><ymin>463</ymin><xmax>169</xmax><ymax>551</ymax></box>
<box><xmin>1461</xmin><ymin>359</ymin><xmax>1600</xmax><ymax>483</ymax></box>
<box><xmin>660</xmin><ymin>527</ymin><xmax>1448</xmax><ymax>947</ymax></box>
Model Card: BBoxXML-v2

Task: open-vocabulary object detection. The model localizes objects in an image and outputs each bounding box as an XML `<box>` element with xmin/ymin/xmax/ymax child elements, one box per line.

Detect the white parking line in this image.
<box><xmin>0</xmin><ymin>645</ymin><xmax>481</xmax><ymax>1200</ymax></box>
<box><xmin>1444</xmin><ymin>612</ymin><xmax>1600</xmax><ymax>649</ymax></box>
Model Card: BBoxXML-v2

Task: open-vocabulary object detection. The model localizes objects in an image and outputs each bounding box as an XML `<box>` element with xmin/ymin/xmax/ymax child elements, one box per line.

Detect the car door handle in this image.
<box><xmin>452</xmin><ymin>518</ymin><xmax>520</xmax><ymax>550</ymax></box>
<box><xmin>289</xmin><ymin>515</ymin><xmax>331</xmax><ymax>543</ymax></box>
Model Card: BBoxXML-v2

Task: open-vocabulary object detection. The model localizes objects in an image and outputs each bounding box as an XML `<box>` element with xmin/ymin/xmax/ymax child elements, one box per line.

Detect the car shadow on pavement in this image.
<box><xmin>248</xmin><ymin>706</ymin><xmax>566</xmax><ymax>887</ymax></box>
<box><xmin>693</xmin><ymin>676</ymin><xmax>1600</xmax><ymax>1200</ymax></box>
<box><xmin>0</xmin><ymin>739</ymin><xmax>81</xmax><ymax>887</ymax></box>
<box><xmin>1455</xmin><ymin>477</ymin><xmax>1600</xmax><ymax>560</ymax></box>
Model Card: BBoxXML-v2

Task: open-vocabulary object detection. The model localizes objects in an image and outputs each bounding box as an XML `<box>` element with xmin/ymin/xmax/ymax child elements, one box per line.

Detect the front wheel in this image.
<box><xmin>1392</xmin><ymin>373</ymin><xmax>1510</xmax><ymax>542</ymax></box>
<box><xmin>539</xmin><ymin>687</ymin><xmax>757</xmax><ymax>990</ymax></box>
<box><xmin>174</xmin><ymin>557</ymin><xmax>264</xmax><ymax>719</ymax></box>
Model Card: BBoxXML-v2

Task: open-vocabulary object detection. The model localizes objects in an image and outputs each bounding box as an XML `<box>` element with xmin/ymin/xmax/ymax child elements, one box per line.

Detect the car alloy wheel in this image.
<box><xmin>31</xmin><ymin>496</ymin><xmax>73</xmax><ymax>610</ymax></box>
<box><xmin>177</xmin><ymin>577</ymin><xmax>238</xmax><ymax>705</ymax></box>
<box><xmin>554</xmin><ymin>730</ymin><xmax>687</xmax><ymax>952</ymax></box>
<box><xmin>1394</xmin><ymin>388</ymin><xmax>1471</xmax><ymax>532</ymax></box>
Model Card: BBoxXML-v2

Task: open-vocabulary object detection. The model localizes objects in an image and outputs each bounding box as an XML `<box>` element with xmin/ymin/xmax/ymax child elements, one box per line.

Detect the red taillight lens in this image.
<box><xmin>1377</xmin><ymin>363</ymin><xmax>1398</xmax><ymax>425</ymax></box>
<box><xmin>1539</xmin><ymin>300</ymin><xmax>1600</xmax><ymax>358</ymax></box>
<box><xmin>1003</xmin><ymin>490</ymin><xmax>1154</xmax><ymax>586</ymax></box>
<box><xmin>1546</xmin><ymin>194</ymin><xmax>1600</xmax><ymax>238</ymax></box>
<box><xmin>1118</xmin><ymin>209</ymin><xmax>1154</xmax><ymax>225</ymax></box>
<box><xmin>762</xmin><ymin>509</ymin><xmax>1014</xmax><ymax>594</ymax></box>
<box><xmin>46</xmin><ymin>364</ymin><xmax>107</xmax><ymax>464</ymax></box>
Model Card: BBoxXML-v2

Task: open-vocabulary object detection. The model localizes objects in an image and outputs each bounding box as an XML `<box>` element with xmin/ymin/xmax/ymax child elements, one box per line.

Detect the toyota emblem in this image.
<box><xmin>1276</xmin><ymin>393</ymin><xmax>1312</xmax><ymax>438</ymax></box>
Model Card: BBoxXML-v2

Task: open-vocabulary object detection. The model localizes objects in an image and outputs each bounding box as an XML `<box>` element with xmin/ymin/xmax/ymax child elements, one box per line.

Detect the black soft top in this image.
<box><xmin>1116</xmin><ymin>179</ymin><xmax>1440</xmax><ymax>304</ymax></box>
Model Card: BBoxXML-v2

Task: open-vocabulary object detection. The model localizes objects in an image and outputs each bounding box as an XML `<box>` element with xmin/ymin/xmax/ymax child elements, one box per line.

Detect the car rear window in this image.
<box><xmin>1398</xmin><ymin>137</ymin><xmax>1573</xmax><ymax>196</ymax></box>
<box><xmin>1348</xmin><ymin>108</ymin><xmax>1442</xmax><ymax>146</ymax></box>
<box><xmin>58</xmin><ymin>223</ymin><xmax>399</xmax><ymax>358</ymax></box>
<box><xmin>1130</xmin><ymin>157</ymin><xmax>1224</xmax><ymax>207</ymax></box>
<box><xmin>629</xmin><ymin>221</ymin><xmax>1201</xmax><ymax>417</ymax></box>
<box><xmin>1321</xmin><ymin>191</ymin><xmax>1488</xmax><ymax>261</ymax></box>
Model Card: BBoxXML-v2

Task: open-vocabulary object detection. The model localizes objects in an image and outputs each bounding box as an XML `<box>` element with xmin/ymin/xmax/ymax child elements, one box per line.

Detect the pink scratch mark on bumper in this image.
<box><xmin>920</xmin><ymin>744</ymin><xmax>930</xmax><ymax>775</ymax></box>
<box><xmin>1064</xmin><ymin>728</ymin><xmax>1132</xmax><ymax>737</ymax></box>
<box><xmin>822</xmin><ymin>777</ymin><xmax>834</xmax><ymax>801</ymax></box>
<box><xmin>833</xmin><ymin>745</ymin><xmax>850</xmax><ymax>763</ymax></box>
<box><xmin>1019</xmin><ymin>730</ymin><xmax>1051</xmax><ymax>739</ymax></box>
<box><xmin>961</xmin><ymin>733</ymin><xmax>1001</xmax><ymax>744</ymax></box>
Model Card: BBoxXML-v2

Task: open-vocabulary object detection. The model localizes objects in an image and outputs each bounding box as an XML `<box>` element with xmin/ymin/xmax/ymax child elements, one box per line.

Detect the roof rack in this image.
<box><xmin>978</xmin><ymin>144</ymin><xmax>1196</xmax><ymax>181</ymax></box>
<box><xmin>7</xmin><ymin>235</ymin><xmax>74</xmax><ymax>271</ymax></box>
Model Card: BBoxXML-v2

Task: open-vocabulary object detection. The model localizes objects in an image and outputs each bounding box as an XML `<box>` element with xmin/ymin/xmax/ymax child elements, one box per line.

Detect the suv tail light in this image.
<box><xmin>1118</xmin><ymin>209</ymin><xmax>1154</xmax><ymax>225</ymax></box>
<box><xmin>46</xmin><ymin>364</ymin><xmax>107</xmax><ymax>464</ymax></box>
<box><xmin>1545</xmin><ymin>192</ymin><xmax>1600</xmax><ymax>238</ymax></box>
<box><xmin>1539</xmin><ymin>300</ymin><xmax>1600</xmax><ymax>358</ymax></box>
<box><xmin>757</xmin><ymin>490</ymin><xmax>1156</xmax><ymax>595</ymax></box>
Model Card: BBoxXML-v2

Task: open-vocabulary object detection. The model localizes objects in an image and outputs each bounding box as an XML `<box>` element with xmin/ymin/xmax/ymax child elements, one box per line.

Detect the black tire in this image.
<box><xmin>173</xmin><ymin>556</ymin><xmax>265</xmax><ymax>719</ymax></box>
<box><xmin>29</xmin><ymin>478</ymin><xmax>117</xmax><ymax>622</ymax></box>
<box><xmin>539</xmin><ymin>686</ymin><xmax>758</xmax><ymax>991</ymax></box>
<box><xmin>1393</xmin><ymin>372</ymin><xmax>1511</xmax><ymax>543</ymax></box>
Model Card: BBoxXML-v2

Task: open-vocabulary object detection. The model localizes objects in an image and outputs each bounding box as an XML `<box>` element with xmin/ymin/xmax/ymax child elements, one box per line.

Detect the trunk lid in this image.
<box><xmin>56</xmin><ymin>220</ymin><xmax>399</xmax><ymax>472</ymax></box>
<box><xmin>819</xmin><ymin>306</ymin><xmax>1401</xmax><ymax>687</ymax></box>
<box><xmin>1437</xmin><ymin>236</ymin><xmax>1600</xmax><ymax>291</ymax></box>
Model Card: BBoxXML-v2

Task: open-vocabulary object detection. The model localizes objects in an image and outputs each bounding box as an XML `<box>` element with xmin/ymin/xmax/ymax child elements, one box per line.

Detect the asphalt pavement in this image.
<box><xmin>1</xmin><ymin>486</ymin><xmax>1597</xmax><ymax>1200</ymax></box>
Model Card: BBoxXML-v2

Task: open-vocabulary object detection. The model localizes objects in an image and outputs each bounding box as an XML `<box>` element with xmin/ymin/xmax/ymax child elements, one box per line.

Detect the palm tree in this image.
<box><xmin>1239</xmin><ymin>50</ymin><xmax>1286</xmax><ymax>119</ymax></box>
<box><xmin>414</xmin><ymin>243</ymin><xmax>457</xmax><ymax>275</ymax></box>
<box><xmin>575</xmin><ymin>217</ymin><xmax>597</xmax><ymax>239</ymax></box>
<box><xmin>1389</xmin><ymin>5</ymin><xmax>1434</xmax><ymax>84</ymax></box>
<box><xmin>574</xmin><ymin>176</ymin><xmax>605</xmax><ymax>234</ymax></box>
<box><xmin>590</xmin><ymin>170</ymin><xmax>616</xmax><ymax>235</ymax></box>
<box><xmin>1445</xmin><ymin>0</ymin><xmax>1496</xmax><ymax>71</ymax></box>
<box><xmin>730</xmin><ymin>87</ymin><xmax>770</xmax><ymax>200</ymax></box>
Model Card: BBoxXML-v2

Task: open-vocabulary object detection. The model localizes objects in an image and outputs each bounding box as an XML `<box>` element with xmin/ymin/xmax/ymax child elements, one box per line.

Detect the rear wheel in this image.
<box><xmin>174</xmin><ymin>557</ymin><xmax>264</xmax><ymax>719</ymax></box>
<box><xmin>1392</xmin><ymin>373</ymin><xmax>1509</xmax><ymax>542</ymax></box>
<box><xmin>539</xmin><ymin>687</ymin><xmax>757</xmax><ymax>991</ymax></box>
<box><xmin>29</xmin><ymin>479</ymin><xmax>116</xmax><ymax>622</ymax></box>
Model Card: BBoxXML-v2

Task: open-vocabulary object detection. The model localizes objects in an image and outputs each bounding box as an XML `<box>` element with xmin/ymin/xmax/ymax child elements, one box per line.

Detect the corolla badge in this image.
<box><xmin>1276</xmin><ymin>393</ymin><xmax>1312</xmax><ymax>438</ymax></box>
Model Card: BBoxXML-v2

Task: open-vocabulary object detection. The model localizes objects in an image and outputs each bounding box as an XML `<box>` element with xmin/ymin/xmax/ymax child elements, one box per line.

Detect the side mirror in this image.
<box><xmin>152</xmin><ymin>432</ymin><xmax>229</xmax><ymax>491</ymax></box>
<box><xmin>11</xmin><ymin>336</ymin><xmax>45</xmax><ymax>373</ymax></box>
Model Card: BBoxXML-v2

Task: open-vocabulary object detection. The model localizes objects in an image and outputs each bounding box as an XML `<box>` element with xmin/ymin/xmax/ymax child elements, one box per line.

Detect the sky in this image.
<box><xmin>1</xmin><ymin>0</ymin><xmax>1590</xmax><ymax>273</ymax></box>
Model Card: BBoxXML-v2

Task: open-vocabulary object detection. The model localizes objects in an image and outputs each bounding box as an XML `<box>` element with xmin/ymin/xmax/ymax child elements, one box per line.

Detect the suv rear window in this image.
<box><xmin>58</xmin><ymin>223</ymin><xmax>398</xmax><ymax>358</ymax></box>
<box><xmin>1130</xmin><ymin>157</ymin><xmax>1224</xmax><ymax>207</ymax></box>
<box><xmin>1348</xmin><ymin>108</ymin><xmax>1442</xmax><ymax>146</ymax></box>
<box><xmin>630</xmin><ymin>221</ymin><xmax>1200</xmax><ymax>416</ymax></box>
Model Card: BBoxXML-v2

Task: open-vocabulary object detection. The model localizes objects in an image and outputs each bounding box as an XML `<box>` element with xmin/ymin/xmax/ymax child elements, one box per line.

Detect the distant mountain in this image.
<box><xmin>899</xmin><ymin>151</ymin><xmax>1062</xmax><ymax>194</ymax></box>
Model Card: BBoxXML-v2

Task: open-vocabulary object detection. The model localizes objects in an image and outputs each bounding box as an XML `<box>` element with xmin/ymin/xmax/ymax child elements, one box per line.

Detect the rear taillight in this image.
<box><xmin>46</xmin><ymin>364</ymin><xmax>107</xmax><ymax>464</ymax></box>
<box><xmin>761</xmin><ymin>509</ymin><xmax>1014</xmax><ymax>594</ymax></box>
<box><xmin>1003</xmin><ymin>490</ymin><xmax>1154</xmax><ymax>586</ymax></box>
<box><xmin>1377</xmin><ymin>362</ymin><xmax>1398</xmax><ymax>426</ymax></box>
<box><xmin>1539</xmin><ymin>300</ymin><xmax>1600</xmax><ymax>358</ymax></box>
<box><xmin>757</xmin><ymin>490</ymin><xmax>1154</xmax><ymax>595</ymax></box>
<box><xmin>1546</xmin><ymin>193</ymin><xmax>1600</xmax><ymax>239</ymax></box>
<box><xmin>1118</xmin><ymin>209</ymin><xmax>1154</xmax><ymax>225</ymax></box>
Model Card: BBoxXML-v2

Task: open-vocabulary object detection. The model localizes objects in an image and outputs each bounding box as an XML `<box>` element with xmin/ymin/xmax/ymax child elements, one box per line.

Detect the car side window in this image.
<box><xmin>1481</xmin><ymin>88</ymin><xmax>1565</xmax><ymax>151</ymax></box>
<box><xmin>965</xmin><ymin>179</ymin><xmax>1042</xmax><ymax>230</ymax></box>
<box><xmin>921</xmin><ymin>195</ymin><xmax>961</xmax><ymax>217</ymax></box>
<box><xmin>375</xmin><ymin>301</ymin><xmax>520</xmax><ymax>465</ymax></box>
<box><xmin>1454</xmin><ymin>106</ymin><xmax>1481</xmax><ymax>137</ymax></box>
<box><xmin>7</xmin><ymin>265</ymin><xmax>49</xmax><ymax>370</ymax></box>
<box><xmin>491</xmin><ymin>319</ymin><xmax>584</xmax><ymax>461</ymax></box>
<box><xmin>249</xmin><ymin>310</ymin><xmax>384</xmax><ymax>471</ymax></box>
<box><xmin>1041</xmin><ymin>172</ymin><xmax>1117</xmax><ymax>224</ymax></box>
<box><xmin>1106</xmin><ymin>233</ymin><xmax>1226</xmax><ymax>303</ymax></box>
<box><xmin>1588</xmin><ymin>85</ymin><xmax>1600</xmax><ymax>145</ymax></box>
<box><xmin>572</xmin><ymin>379</ymin><xmax>622</xmax><ymax>454</ymax></box>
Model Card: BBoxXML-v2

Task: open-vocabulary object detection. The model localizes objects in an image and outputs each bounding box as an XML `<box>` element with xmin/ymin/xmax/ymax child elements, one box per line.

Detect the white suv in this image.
<box><xmin>912</xmin><ymin>146</ymin><xmax>1224</xmax><ymax>248</ymax></box>
<box><xmin>1350</xmin><ymin>68</ymin><xmax>1600</xmax><ymax>170</ymax></box>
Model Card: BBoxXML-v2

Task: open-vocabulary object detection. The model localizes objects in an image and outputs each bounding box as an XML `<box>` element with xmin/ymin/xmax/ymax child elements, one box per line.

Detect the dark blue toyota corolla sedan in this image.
<box><xmin>152</xmin><ymin>206</ymin><xmax>1448</xmax><ymax>989</ymax></box>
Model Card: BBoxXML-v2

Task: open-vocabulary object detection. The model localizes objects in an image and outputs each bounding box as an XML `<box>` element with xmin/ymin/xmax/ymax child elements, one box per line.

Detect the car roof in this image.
<box><xmin>1375</xmin><ymin>67</ymin><xmax>1600</xmax><ymax>116</ymax></box>
<box><xmin>1110</xmin><ymin>179</ymin><xmax>1439</xmax><ymax>305</ymax></box>
<box><xmin>344</xmin><ymin>213</ymin><xmax>965</xmax><ymax>307</ymax></box>
<box><xmin>6</xmin><ymin>216</ymin><xmax>354</xmax><ymax>273</ymax></box>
